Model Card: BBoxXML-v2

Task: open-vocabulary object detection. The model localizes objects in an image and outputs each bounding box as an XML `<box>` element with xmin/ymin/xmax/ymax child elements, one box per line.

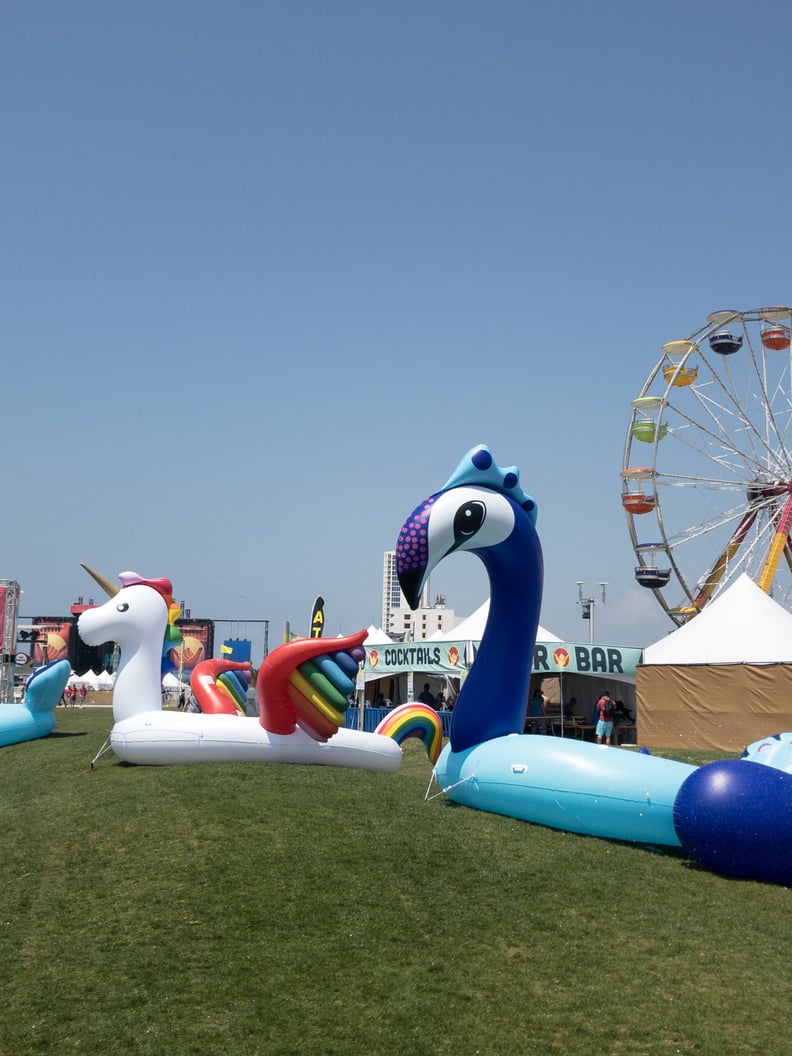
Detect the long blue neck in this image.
<box><xmin>449</xmin><ymin>514</ymin><xmax>543</xmax><ymax>753</ymax></box>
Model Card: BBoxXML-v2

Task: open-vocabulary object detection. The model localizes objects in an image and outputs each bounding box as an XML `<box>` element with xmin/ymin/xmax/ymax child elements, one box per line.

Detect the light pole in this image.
<box><xmin>576</xmin><ymin>581</ymin><xmax>607</xmax><ymax>645</ymax></box>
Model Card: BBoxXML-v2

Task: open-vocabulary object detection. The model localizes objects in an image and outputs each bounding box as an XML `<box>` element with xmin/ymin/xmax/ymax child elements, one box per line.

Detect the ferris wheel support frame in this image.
<box><xmin>758</xmin><ymin>490</ymin><xmax>792</xmax><ymax>592</ymax></box>
<box><xmin>691</xmin><ymin>504</ymin><xmax>760</xmax><ymax>613</ymax></box>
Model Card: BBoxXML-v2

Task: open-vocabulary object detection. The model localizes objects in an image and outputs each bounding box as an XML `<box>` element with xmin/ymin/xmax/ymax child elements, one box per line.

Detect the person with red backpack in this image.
<box><xmin>596</xmin><ymin>690</ymin><xmax>615</xmax><ymax>746</ymax></box>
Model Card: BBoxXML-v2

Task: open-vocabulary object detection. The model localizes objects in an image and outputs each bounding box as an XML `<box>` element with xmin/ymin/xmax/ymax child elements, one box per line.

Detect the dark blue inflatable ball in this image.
<box><xmin>673</xmin><ymin>760</ymin><xmax>792</xmax><ymax>886</ymax></box>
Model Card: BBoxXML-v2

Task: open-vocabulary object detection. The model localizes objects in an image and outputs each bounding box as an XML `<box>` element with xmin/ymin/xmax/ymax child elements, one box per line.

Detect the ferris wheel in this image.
<box><xmin>622</xmin><ymin>306</ymin><xmax>792</xmax><ymax>626</ymax></box>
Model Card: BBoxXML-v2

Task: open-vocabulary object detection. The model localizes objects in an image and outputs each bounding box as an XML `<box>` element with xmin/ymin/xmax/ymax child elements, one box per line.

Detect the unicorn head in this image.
<box><xmin>78</xmin><ymin>566</ymin><xmax>181</xmax><ymax>723</ymax></box>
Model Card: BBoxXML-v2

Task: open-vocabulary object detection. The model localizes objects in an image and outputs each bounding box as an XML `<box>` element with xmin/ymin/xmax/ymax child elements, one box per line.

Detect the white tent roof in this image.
<box><xmin>69</xmin><ymin>670</ymin><xmax>100</xmax><ymax>688</ymax></box>
<box><xmin>162</xmin><ymin>672</ymin><xmax>190</xmax><ymax>690</ymax></box>
<box><xmin>364</xmin><ymin>625</ymin><xmax>392</xmax><ymax>645</ymax></box>
<box><xmin>643</xmin><ymin>573</ymin><xmax>792</xmax><ymax>665</ymax></box>
<box><xmin>432</xmin><ymin>600</ymin><xmax>563</xmax><ymax>643</ymax></box>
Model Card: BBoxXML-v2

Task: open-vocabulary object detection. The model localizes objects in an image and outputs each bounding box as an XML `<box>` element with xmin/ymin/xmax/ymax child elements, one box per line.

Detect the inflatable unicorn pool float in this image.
<box><xmin>396</xmin><ymin>445</ymin><xmax>792</xmax><ymax>885</ymax></box>
<box><xmin>0</xmin><ymin>659</ymin><xmax>70</xmax><ymax>748</ymax></box>
<box><xmin>77</xmin><ymin>565</ymin><xmax>440</xmax><ymax>772</ymax></box>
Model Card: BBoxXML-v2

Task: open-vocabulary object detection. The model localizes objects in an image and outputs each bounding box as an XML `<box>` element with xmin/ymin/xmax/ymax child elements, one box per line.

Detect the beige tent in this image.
<box><xmin>638</xmin><ymin>574</ymin><xmax>792</xmax><ymax>752</ymax></box>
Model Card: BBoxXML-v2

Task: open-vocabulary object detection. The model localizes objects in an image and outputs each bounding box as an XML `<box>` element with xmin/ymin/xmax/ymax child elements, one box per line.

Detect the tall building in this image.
<box><xmin>381</xmin><ymin>551</ymin><xmax>403</xmax><ymax>631</ymax></box>
<box><xmin>381</xmin><ymin>551</ymin><xmax>460</xmax><ymax>641</ymax></box>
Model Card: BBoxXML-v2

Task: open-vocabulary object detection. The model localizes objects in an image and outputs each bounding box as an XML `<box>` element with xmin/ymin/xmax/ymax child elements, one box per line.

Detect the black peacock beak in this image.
<box><xmin>398</xmin><ymin>567</ymin><xmax>427</xmax><ymax>611</ymax></box>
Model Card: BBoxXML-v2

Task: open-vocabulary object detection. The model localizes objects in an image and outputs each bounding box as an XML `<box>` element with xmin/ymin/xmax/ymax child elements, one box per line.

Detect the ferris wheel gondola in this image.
<box><xmin>622</xmin><ymin>306</ymin><xmax>792</xmax><ymax>625</ymax></box>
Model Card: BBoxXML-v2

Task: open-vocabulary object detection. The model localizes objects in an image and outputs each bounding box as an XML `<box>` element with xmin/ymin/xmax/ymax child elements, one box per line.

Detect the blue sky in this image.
<box><xmin>4</xmin><ymin>1</ymin><xmax>792</xmax><ymax>660</ymax></box>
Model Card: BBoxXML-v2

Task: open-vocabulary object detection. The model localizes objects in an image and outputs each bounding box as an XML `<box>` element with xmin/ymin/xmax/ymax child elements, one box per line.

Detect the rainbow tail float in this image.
<box><xmin>375</xmin><ymin>703</ymin><xmax>444</xmax><ymax>764</ymax></box>
<box><xmin>191</xmin><ymin>658</ymin><xmax>252</xmax><ymax>715</ymax></box>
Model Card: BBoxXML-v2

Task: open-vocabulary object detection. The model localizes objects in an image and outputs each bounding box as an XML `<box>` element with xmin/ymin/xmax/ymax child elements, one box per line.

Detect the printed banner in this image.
<box><xmin>364</xmin><ymin>642</ymin><xmax>467</xmax><ymax>676</ymax></box>
<box><xmin>364</xmin><ymin>640</ymin><xmax>641</xmax><ymax>678</ymax></box>
<box><xmin>532</xmin><ymin>642</ymin><xmax>642</xmax><ymax>678</ymax></box>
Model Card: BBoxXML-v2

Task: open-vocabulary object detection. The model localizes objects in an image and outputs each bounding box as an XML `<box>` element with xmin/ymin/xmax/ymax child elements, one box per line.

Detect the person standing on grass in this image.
<box><xmin>596</xmin><ymin>690</ymin><xmax>615</xmax><ymax>746</ymax></box>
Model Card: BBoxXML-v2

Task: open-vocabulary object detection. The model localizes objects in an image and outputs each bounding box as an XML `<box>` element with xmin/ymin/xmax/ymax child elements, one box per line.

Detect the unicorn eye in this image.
<box><xmin>116</xmin><ymin>603</ymin><xmax>129</xmax><ymax>612</ymax></box>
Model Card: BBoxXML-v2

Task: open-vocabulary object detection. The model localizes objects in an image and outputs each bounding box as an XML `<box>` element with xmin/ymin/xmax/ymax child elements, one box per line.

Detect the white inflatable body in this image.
<box><xmin>110</xmin><ymin>712</ymin><xmax>402</xmax><ymax>770</ymax></box>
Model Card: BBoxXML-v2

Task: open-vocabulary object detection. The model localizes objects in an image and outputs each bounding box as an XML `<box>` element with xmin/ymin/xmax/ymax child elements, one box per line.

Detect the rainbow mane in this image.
<box><xmin>165</xmin><ymin>601</ymin><xmax>183</xmax><ymax>646</ymax></box>
<box><xmin>375</xmin><ymin>703</ymin><xmax>443</xmax><ymax>764</ymax></box>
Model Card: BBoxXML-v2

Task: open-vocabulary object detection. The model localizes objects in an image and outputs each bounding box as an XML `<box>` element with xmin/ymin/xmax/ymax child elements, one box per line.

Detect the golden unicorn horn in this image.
<box><xmin>80</xmin><ymin>563</ymin><xmax>119</xmax><ymax>598</ymax></box>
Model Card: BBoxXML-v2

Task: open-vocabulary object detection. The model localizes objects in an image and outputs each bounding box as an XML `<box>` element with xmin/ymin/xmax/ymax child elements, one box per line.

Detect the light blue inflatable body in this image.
<box><xmin>0</xmin><ymin>659</ymin><xmax>69</xmax><ymax>748</ymax></box>
<box><xmin>435</xmin><ymin>735</ymin><xmax>696</xmax><ymax>846</ymax></box>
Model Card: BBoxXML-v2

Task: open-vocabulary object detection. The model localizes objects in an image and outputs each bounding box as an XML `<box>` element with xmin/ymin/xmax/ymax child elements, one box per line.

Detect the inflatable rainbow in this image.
<box><xmin>375</xmin><ymin>703</ymin><xmax>443</xmax><ymax>764</ymax></box>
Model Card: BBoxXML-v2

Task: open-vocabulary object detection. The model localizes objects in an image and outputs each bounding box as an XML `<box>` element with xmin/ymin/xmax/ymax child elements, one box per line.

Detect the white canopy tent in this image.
<box><xmin>369</xmin><ymin>599</ymin><xmax>636</xmax><ymax>720</ymax></box>
<box><xmin>431</xmin><ymin>599</ymin><xmax>636</xmax><ymax>717</ymax></box>
<box><xmin>638</xmin><ymin>573</ymin><xmax>792</xmax><ymax>751</ymax></box>
<box><xmin>162</xmin><ymin>672</ymin><xmax>190</xmax><ymax>692</ymax></box>
<box><xmin>431</xmin><ymin>599</ymin><xmax>563</xmax><ymax>644</ymax></box>
<box><xmin>68</xmin><ymin>670</ymin><xmax>100</xmax><ymax>689</ymax></box>
<box><xmin>363</xmin><ymin>625</ymin><xmax>392</xmax><ymax>645</ymax></box>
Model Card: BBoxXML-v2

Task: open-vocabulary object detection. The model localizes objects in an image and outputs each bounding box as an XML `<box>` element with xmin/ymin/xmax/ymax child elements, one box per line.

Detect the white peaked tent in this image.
<box><xmin>162</xmin><ymin>672</ymin><xmax>190</xmax><ymax>696</ymax></box>
<box><xmin>644</xmin><ymin>573</ymin><xmax>792</xmax><ymax>664</ymax></box>
<box><xmin>364</xmin><ymin>625</ymin><xmax>393</xmax><ymax>645</ymax></box>
<box><xmin>430</xmin><ymin>600</ymin><xmax>629</xmax><ymax>716</ymax></box>
<box><xmin>432</xmin><ymin>600</ymin><xmax>563</xmax><ymax>643</ymax></box>
<box><xmin>638</xmin><ymin>573</ymin><xmax>792</xmax><ymax>751</ymax></box>
<box><xmin>68</xmin><ymin>670</ymin><xmax>100</xmax><ymax>689</ymax></box>
<box><xmin>361</xmin><ymin>602</ymin><xmax>637</xmax><ymax>715</ymax></box>
<box><xmin>96</xmin><ymin>669</ymin><xmax>115</xmax><ymax>690</ymax></box>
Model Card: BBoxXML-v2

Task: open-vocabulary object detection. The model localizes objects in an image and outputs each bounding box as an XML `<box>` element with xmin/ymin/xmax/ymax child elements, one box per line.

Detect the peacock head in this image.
<box><xmin>395</xmin><ymin>445</ymin><xmax>538</xmax><ymax>609</ymax></box>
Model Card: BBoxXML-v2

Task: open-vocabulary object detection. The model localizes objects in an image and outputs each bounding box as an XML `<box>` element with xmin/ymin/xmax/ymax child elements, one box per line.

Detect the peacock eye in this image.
<box><xmin>454</xmin><ymin>500</ymin><xmax>486</xmax><ymax>539</ymax></box>
<box><xmin>116</xmin><ymin>603</ymin><xmax>129</xmax><ymax>612</ymax></box>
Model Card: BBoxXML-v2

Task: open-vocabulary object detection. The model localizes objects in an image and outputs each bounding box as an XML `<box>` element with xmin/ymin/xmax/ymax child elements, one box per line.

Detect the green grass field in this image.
<box><xmin>1</xmin><ymin>708</ymin><xmax>789</xmax><ymax>1056</ymax></box>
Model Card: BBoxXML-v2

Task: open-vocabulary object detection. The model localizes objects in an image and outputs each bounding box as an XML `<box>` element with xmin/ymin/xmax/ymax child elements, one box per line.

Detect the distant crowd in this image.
<box><xmin>60</xmin><ymin>683</ymin><xmax>88</xmax><ymax>706</ymax></box>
